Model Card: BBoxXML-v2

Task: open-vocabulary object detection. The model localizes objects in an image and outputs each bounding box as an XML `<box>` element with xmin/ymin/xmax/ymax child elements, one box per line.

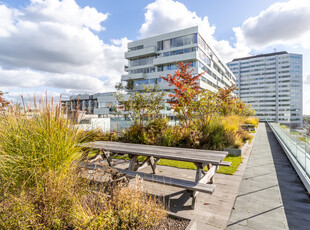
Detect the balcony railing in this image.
<box><xmin>268</xmin><ymin>122</ymin><xmax>310</xmax><ymax>192</ymax></box>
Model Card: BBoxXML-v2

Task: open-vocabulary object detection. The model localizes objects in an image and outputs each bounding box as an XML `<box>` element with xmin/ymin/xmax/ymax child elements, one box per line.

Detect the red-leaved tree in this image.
<box><xmin>162</xmin><ymin>62</ymin><xmax>203</xmax><ymax>126</ymax></box>
<box><xmin>0</xmin><ymin>91</ymin><xmax>8</xmax><ymax>110</ymax></box>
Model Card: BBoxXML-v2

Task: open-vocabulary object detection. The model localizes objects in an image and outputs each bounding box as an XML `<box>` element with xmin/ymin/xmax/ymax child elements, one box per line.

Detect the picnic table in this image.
<box><xmin>80</xmin><ymin>141</ymin><xmax>231</xmax><ymax>209</ymax></box>
<box><xmin>241</xmin><ymin>123</ymin><xmax>255</xmax><ymax>131</ymax></box>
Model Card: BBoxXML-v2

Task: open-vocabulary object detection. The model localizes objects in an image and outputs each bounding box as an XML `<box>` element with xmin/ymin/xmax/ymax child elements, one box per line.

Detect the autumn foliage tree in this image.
<box><xmin>162</xmin><ymin>62</ymin><xmax>255</xmax><ymax>126</ymax></box>
<box><xmin>0</xmin><ymin>91</ymin><xmax>8</xmax><ymax>110</ymax></box>
<box><xmin>217</xmin><ymin>85</ymin><xmax>254</xmax><ymax>116</ymax></box>
<box><xmin>217</xmin><ymin>85</ymin><xmax>239</xmax><ymax>116</ymax></box>
<box><xmin>162</xmin><ymin>62</ymin><xmax>203</xmax><ymax>126</ymax></box>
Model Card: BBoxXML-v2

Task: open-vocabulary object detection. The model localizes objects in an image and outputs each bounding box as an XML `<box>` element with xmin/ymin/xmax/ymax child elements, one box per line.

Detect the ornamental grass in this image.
<box><xmin>0</xmin><ymin>99</ymin><xmax>166</xmax><ymax>229</ymax></box>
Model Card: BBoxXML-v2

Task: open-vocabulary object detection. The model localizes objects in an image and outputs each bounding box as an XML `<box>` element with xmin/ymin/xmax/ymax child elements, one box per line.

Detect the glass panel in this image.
<box><xmin>163</xmin><ymin>40</ymin><xmax>170</xmax><ymax>49</ymax></box>
<box><xmin>171</xmin><ymin>37</ymin><xmax>183</xmax><ymax>47</ymax></box>
<box><xmin>183</xmin><ymin>34</ymin><xmax>193</xmax><ymax>45</ymax></box>
<box><xmin>175</xmin><ymin>49</ymin><xmax>183</xmax><ymax>55</ymax></box>
<box><xmin>157</xmin><ymin>41</ymin><xmax>163</xmax><ymax>51</ymax></box>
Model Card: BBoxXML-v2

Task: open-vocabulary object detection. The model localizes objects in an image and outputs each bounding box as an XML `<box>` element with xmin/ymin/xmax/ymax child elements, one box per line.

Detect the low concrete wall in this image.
<box><xmin>76</xmin><ymin>118</ymin><xmax>110</xmax><ymax>133</ymax></box>
<box><xmin>224</xmin><ymin>148</ymin><xmax>242</xmax><ymax>156</ymax></box>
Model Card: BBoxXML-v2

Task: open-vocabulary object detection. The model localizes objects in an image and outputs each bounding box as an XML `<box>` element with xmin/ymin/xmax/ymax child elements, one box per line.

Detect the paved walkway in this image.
<box><xmin>227</xmin><ymin>123</ymin><xmax>310</xmax><ymax>230</ymax></box>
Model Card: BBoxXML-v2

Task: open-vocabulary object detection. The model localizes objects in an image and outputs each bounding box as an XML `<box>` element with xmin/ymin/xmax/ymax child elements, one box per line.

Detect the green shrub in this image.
<box><xmin>78</xmin><ymin>129</ymin><xmax>118</xmax><ymax>143</ymax></box>
<box><xmin>159</xmin><ymin>126</ymin><xmax>176</xmax><ymax>146</ymax></box>
<box><xmin>233</xmin><ymin>134</ymin><xmax>244</xmax><ymax>149</ymax></box>
<box><xmin>241</xmin><ymin>130</ymin><xmax>253</xmax><ymax>142</ymax></box>
<box><xmin>120</xmin><ymin>115</ymin><xmax>256</xmax><ymax>150</ymax></box>
<box><xmin>121</xmin><ymin>118</ymin><xmax>169</xmax><ymax>145</ymax></box>
<box><xmin>199</xmin><ymin>118</ymin><xmax>226</xmax><ymax>150</ymax></box>
<box><xmin>242</xmin><ymin>116</ymin><xmax>259</xmax><ymax>128</ymax></box>
<box><xmin>121</xmin><ymin>123</ymin><xmax>150</xmax><ymax>144</ymax></box>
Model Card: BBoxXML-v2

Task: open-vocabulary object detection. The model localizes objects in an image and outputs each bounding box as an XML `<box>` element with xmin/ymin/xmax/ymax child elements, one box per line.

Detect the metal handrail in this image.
<box><xmin>267</xmin><ymin>121</ymin><xmax>310</xmax><ymax>193</ymax></box>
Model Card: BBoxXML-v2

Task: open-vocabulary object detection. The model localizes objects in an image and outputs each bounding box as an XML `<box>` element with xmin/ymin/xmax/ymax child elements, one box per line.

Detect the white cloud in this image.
<box><xmin>140</xmin><ymin>0</ymin><xmax>215</xmax><ymax>39</ymax></box>
<box><xmin>25</xmin><ymin>0</ymin><xmax>108</xmax><ymax>32</ymax></box>
<box><xmin>0</xmin><ymin>4</ymin><xmax>18</xmax><ymax>37</ymax></box>
<box><xmin>237</xmin><ymin>0</ymin><xmax>310</xmax><ymax>49</ymax></box>
<box><xmin>139</xmin><ymin>0</ymin><xmax>250</xmax><ymax>62</ymax></box>
<box><xmin>0</xmin><ymin>67</ymin><xmax>44</xmax><ymax>88</ymax></box>
<box><xmin>0</xmin><ymin>67</ymin><xmax>109</xmax><ymax>91</ymax></box>
<box><xmin>0</xmin><ymin>0</ymin><xmax>129</xmax><ymax>94</ymax></box>
<box><xmin>304</xmin><ymin>72</ymin><xmax>310</xmax><ymax>84</ymax></box>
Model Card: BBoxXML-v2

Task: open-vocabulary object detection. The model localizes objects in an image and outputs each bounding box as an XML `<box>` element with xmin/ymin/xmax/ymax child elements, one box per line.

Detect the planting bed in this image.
<box><xmin>160</xmin><ymin>216</ymin><xmax>190</xmax><ymax>230</ymax></box>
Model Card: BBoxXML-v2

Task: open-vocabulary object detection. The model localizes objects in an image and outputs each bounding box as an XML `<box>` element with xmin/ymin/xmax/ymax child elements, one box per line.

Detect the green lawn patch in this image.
<box><xmin>217</xmin><ymin>155</ymin><xmax>243</xmax><ymax>175</ymax></box>
<box><xmin>112</xmin><ymin>154</ymin><xmax>242</xmax><ymax>175</ymax></box>
<box><xmin>290</xmin><ymin>131</ymin><xmax>299</xmax><ymax>135</ymax></box>
<box><xmin>113</xmin><ymin>155</ymin><xmax>147</xmax><ymax>162</ymax></box>
<box><xmin>299</xmin><ymin>136</ymin><xmax>310</xmax><ymax>145</ymax></box>
<box><xmin>280</xmin><ymin>124</ymin><xmax>287</xmax><ymax>129</ymax></box>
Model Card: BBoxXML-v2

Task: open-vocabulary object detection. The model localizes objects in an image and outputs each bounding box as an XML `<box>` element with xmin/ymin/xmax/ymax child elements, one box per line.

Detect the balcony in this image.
<box><xmin>121</xmin><ymin>73</ymin><xmax>145</xmax><ymax>81</ymax></box>
<box><xmin>125</xmin><ymin>46</ymin><xmax>157</xmax><ymax>59</ymax></box>
<box><xmin>153</xmin><ymin>52</ymin><xmax>197</xmax><ymax>65</ymax></box>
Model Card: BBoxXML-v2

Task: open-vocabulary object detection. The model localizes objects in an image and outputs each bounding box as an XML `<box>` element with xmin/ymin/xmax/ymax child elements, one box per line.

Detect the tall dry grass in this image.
<box><xmin>242</xmin><ymin>116</ymin><xmax>259</xmax><ymax>128</ymax></box>
<box><xmin>0</xmin><ymin>99</ymin><xmax>82</xmax><ymax>191</ymax></box>
<box><xmin>0</xmin><ymin>98</ymin><xmax>166</xmax><ymax>229</ymax></box>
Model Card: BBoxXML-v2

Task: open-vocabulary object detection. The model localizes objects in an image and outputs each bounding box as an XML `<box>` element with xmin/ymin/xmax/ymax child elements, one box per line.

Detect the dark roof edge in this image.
<box><xmin>231</xmin><ymin>51</ymin><xmax>288</xmax><ymax>62</ymax></box>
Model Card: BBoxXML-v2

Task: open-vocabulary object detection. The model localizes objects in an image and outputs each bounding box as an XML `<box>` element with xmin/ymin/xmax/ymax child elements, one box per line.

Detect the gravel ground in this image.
<box><xmin>158</xmin><ymin>216</ymin><xmax>190</xmax><ymax>230</ymax></box>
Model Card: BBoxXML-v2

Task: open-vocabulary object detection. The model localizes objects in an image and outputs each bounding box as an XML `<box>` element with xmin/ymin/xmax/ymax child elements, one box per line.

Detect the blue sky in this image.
<box><xmin>0</xmin><ymin>0</ymin><xmax>309</xmax><ymax>114</ymax></box>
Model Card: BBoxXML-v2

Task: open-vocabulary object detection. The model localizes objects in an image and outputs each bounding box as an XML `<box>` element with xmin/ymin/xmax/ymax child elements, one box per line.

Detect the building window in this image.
<box><xmin>130</xmin><ymin>55</ymin><xmax>156</xmax><ymax>67</ymax></box>
<box><xmin>157</xmin><ymin>33</ymin><xmax>197</xmax><ymax>50</ymax></box>
<box><xmin>129</xmin><ymin>45</ymin><xmax>143</xmax><ymax>51</ymax></box>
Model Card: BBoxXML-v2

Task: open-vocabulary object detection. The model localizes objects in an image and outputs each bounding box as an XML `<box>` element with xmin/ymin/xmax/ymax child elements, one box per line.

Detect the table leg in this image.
<box><xmin>100</xmin><ymin>149</ymin><xmax>112</xmax><ymax>166</ymax></box>
<box><xmin>128</xmin><ymin>155</ymin><xmax>138</xmax><ymax>171</ymax></box>
<box><xmin>191</xmin><ymin>163</ymin><xmax>204</xmax><ymax>209</ymax></box>
<box><xmin>148</xmin><ymin>156</ymin><xmax>158</xmax><ymax>174</ymax></box>
<box><xmin>207</xmin><ymin>163</ymin><xmax>218</xmax><ymax>184</ymax></box>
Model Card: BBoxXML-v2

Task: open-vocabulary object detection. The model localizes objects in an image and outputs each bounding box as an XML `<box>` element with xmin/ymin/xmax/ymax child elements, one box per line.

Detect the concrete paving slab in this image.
<box><xmin>227</xmin><ymin>123</ymin><xmax>310</xmax><ymax>230</ymax></box>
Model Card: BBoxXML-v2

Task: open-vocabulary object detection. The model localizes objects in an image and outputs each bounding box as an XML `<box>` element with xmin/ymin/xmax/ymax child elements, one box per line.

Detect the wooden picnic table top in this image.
<box><xmin>81</xmin><ymin>141</ymin><xmax>228</xmax><ymax>165</ymax></box>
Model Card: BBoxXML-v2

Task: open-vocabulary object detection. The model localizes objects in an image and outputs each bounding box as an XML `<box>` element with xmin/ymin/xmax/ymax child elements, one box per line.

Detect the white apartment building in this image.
<box><xmin>64</xmin><ymin>27</ymin><xmax>236</xmax><ymax>118</ymax></box>
<box><xmin>121</xmin><ymin>26</ymin><xmax>236</xmax><ymax>94</ymax></box>
<box><xmin>227</xmin><ymin>52</ymin><xmax>303</xmax><ymax>128</ymax></box>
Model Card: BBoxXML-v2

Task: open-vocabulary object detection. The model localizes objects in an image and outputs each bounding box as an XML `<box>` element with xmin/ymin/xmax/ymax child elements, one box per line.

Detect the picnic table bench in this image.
<box><xmin>241</xmin><ymin>123</ymin><xmax>255</xmax><ymax>131</ymax></box>
<box><xmin>80</xmin><ymin>141</ymin><xmax>231</xmax><ymax>209</ymax></box>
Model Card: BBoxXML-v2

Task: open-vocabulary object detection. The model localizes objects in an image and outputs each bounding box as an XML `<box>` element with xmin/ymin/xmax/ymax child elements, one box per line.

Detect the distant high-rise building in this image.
<box><xmin>227</xmin><ymin>52</ymin><xmax>303</xmax><ymax>128</ymax></box>
<box><xmin>121</xmin><ymin>26</ymin><xmax>236</xmax><ymax>93</ymax></box>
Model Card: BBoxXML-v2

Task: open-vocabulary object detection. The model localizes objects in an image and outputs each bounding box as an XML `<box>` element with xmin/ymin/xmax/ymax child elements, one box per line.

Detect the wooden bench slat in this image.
<box><xmin>80</xmin><ymin>163</ymin><xmax>215</xmax><ymax>194</ymax></box>
<box><xmin>117</xmin><ymin>168</ymin><xmax>216</xmax><ymax>194</ymax></box>
<box><xmin>88</xmin><ymin>142</ymin><xmax>228</xmax><ymax>158</ymax></box>
<box><xmin>85</xmin><ymin>145</ymin><xmax>227</xmax><ymax>160</ymax></box>
<box><xmin>81</xmin><ymin>142</ymin><xmax>227</xmax><ymax>165</ymax></box>
<box><xmin>89</xmin><ymin>141</ymin><xmax>228</xmax><ymax>155</ymax></box>
<box><xmin>198</xmin><ymin>165</ymin><xmax>217</xmax><ymax>184</ymax></box>
<box><xmin>219</xmin><ymin>161</ymin><xmax>232</xmax><ymax>167</ymax></box>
